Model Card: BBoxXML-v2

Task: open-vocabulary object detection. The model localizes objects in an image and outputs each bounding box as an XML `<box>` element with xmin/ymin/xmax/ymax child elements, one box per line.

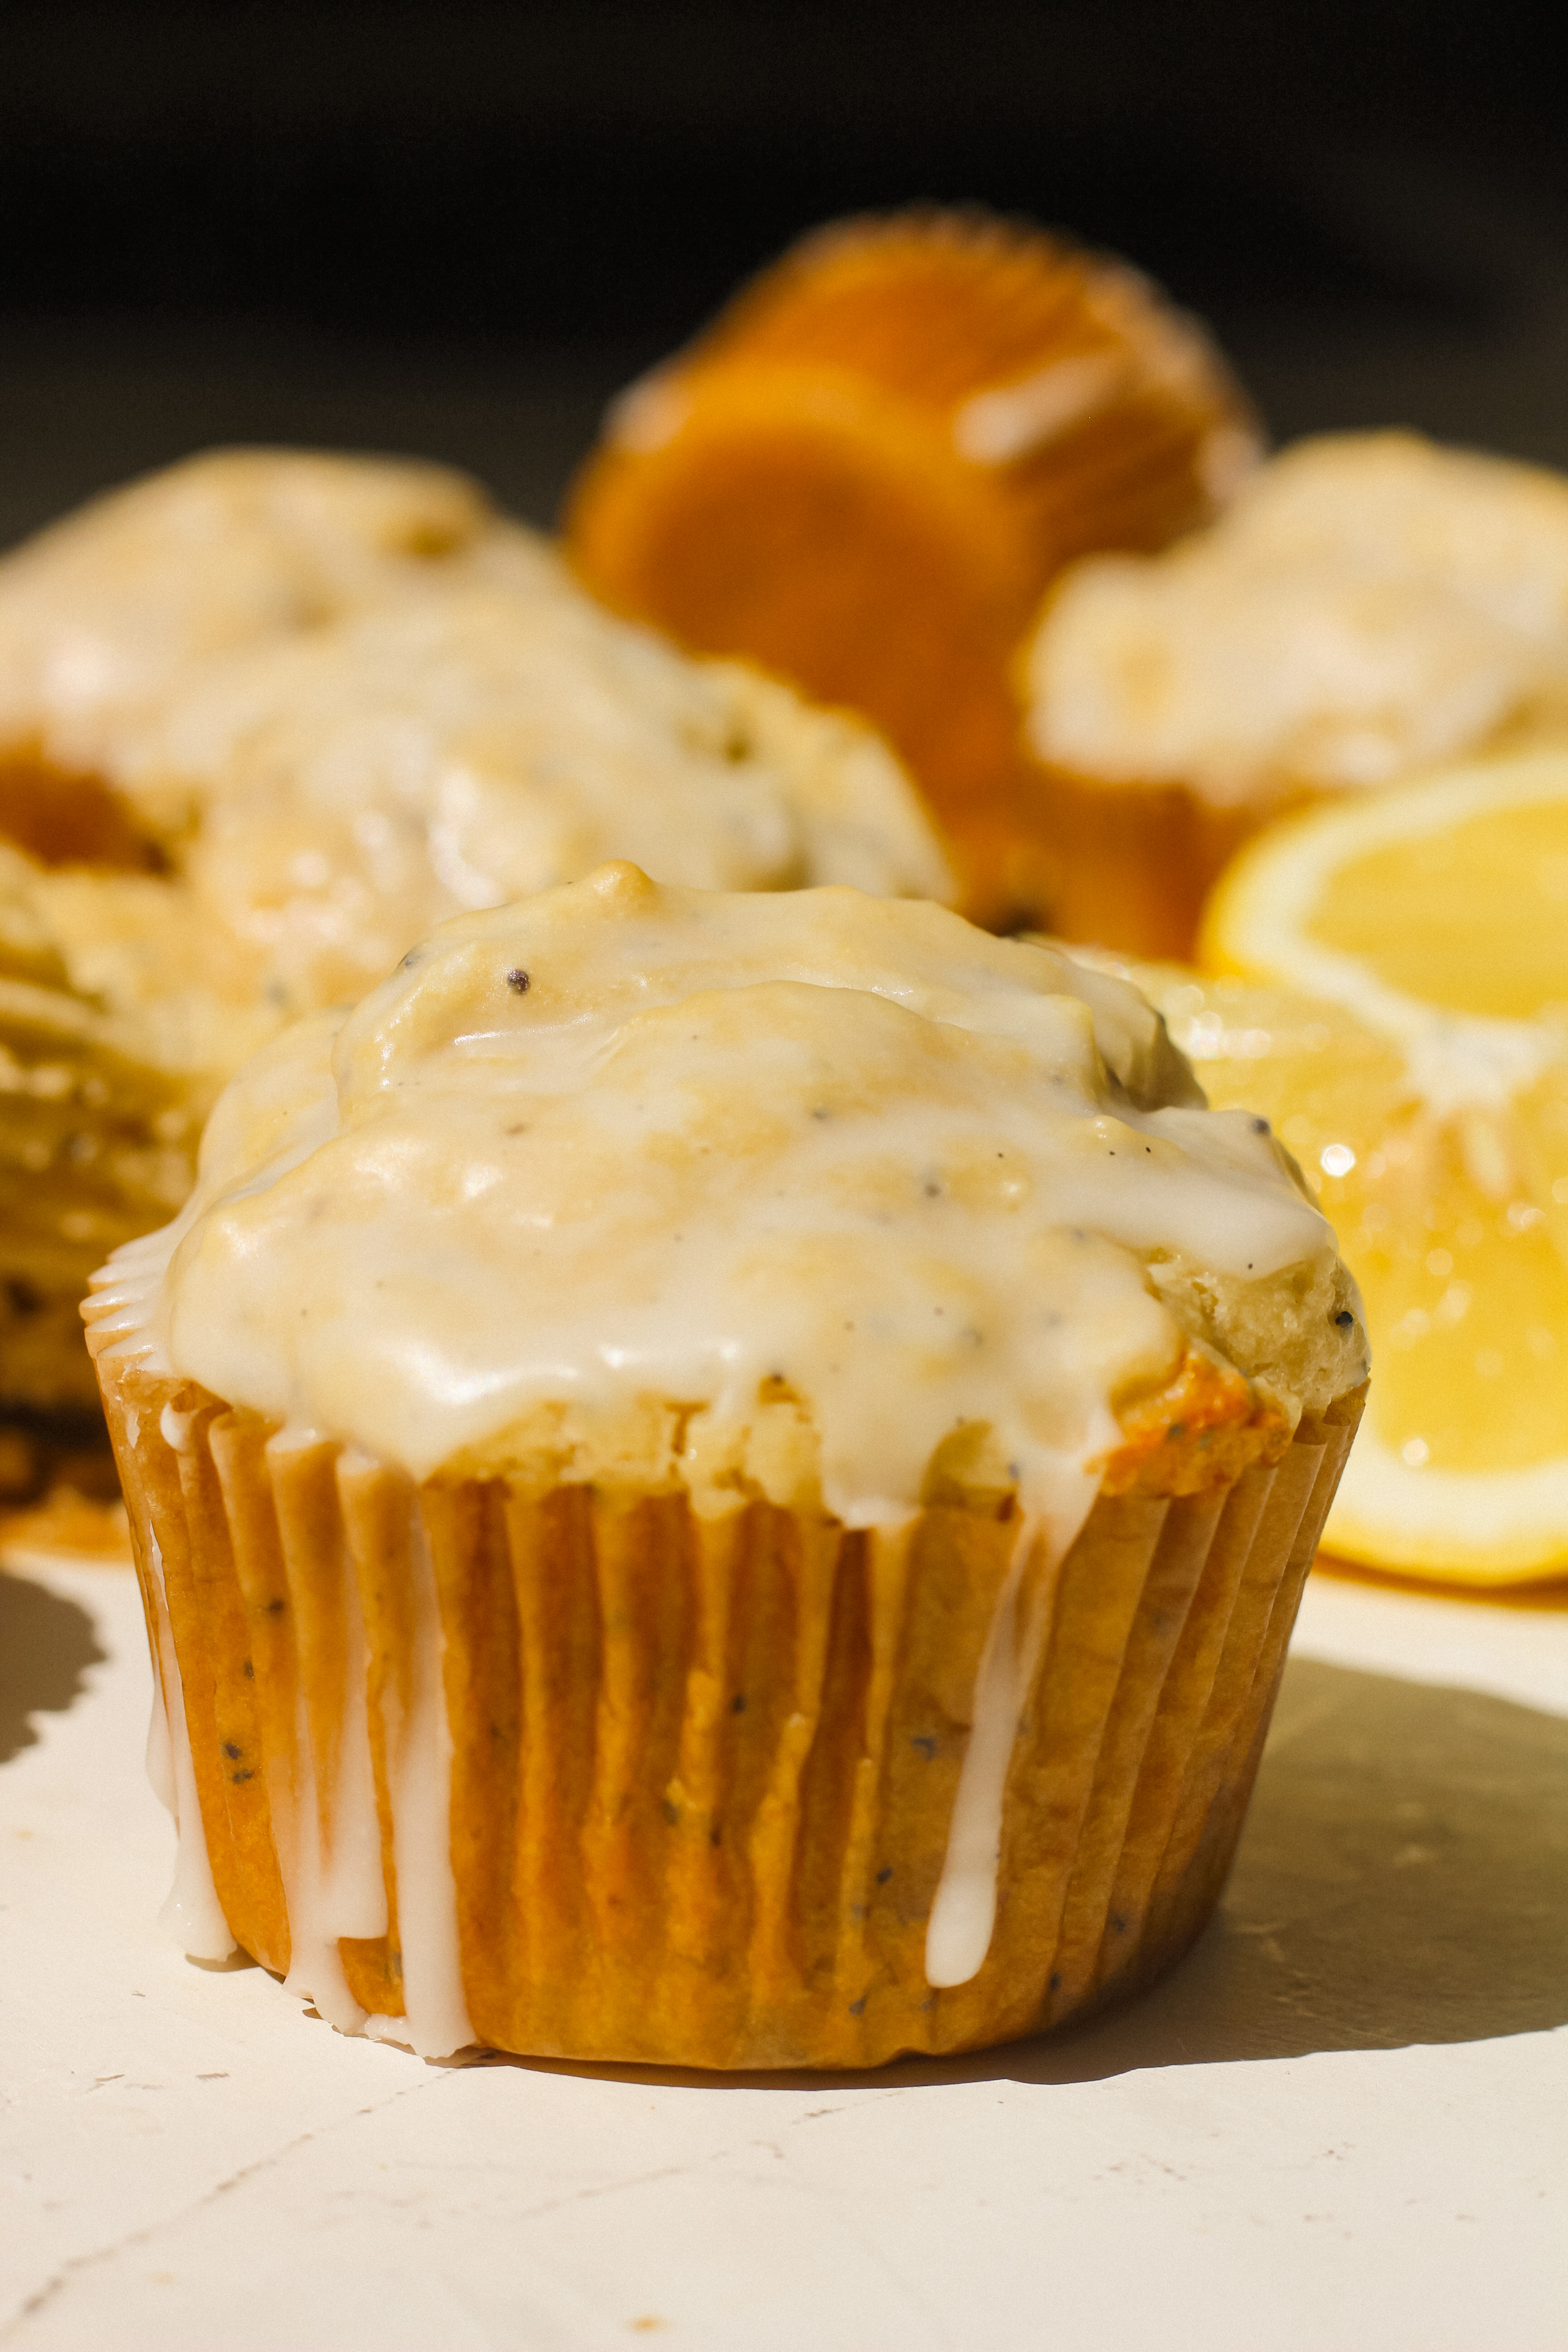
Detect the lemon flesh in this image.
<box><xmin>1306</xmin><ymin>795</ymin><xmax>1568</xmax><ymax>1021</ymax></box>
<box><xmin>1163</xmin><ymin>749</ymin><xmax>1568</xmax><ymax>1583</ymax></box>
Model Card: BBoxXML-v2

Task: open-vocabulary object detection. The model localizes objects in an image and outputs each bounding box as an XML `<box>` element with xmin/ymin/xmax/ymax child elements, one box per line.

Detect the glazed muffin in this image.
<box><xmin>0</xmin><ymin>447</ymin><xmax>492</xmax><ymax>866</ymax></box>
<box><xmin>86</xmin><ymin>866</ymin><xmax>1366</xmax><ymax>2067</ymax></box>
<box><xmin>0</xmin><ymin>453</ymin><xmax>948</xmax><ymax>1437</ymax></box>
<box><xmin>122</xmin><ymin>570</ymin><xmax>951</xmax><ymax>1012</ymax></box>
<box><xmin>567</xmin><ymin>208</ymin><xmax>1259</xmax><ymax>927</ymax></box>
<box><xmin>0</xmin><ymin>446</ymin><xmax>946</xmax><ymax>907</ymax></box>
<box><xmin>1021</xmin><ymin>431</ymin><xmax>1568</xmax><ymax>956</ymax></box>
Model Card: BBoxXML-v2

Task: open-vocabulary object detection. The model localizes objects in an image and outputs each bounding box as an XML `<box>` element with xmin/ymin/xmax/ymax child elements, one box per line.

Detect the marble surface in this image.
<box><xmin>3</xmin><ymin>1548</ymin><xmax>1565</xmax><ymax>2352</ymax></box>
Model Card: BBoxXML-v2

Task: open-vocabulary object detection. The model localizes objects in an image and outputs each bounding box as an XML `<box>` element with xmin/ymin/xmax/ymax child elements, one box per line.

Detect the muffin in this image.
<box><xmin>85</xmin><ymin>865</ymin><xmax>1366</xmax><ymax>2067</ymax></box>
<box><xmin>0</xmin><ymin>452</ymin><xmax>948</xmax><ymax>1443</ymax></box>
<box><xmin>0</xmin><ymin>447</ymin><xmax>946</xmax><ymax>913</ymax></box>
<box><xmin>1021</xmin><ymin>431</ymin><xmax>1568</xmax><ymax>956</ymax></box>
<box><xmin>0</xmin><ymin>447</ymin><xmax>492</xmax><ymax>866</ymax></box>
<box><xmin>0</xmin><ymin>446</ymin><xmax>500</xmax><ymax>1446</ymax></box>
<box><xmin>567</xmin><ymin>208</ymin><xmax>1259</xmax><ymax>927</ymax></box>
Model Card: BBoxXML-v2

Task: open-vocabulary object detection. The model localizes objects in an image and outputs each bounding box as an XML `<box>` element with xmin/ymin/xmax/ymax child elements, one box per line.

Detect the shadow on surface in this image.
<box><xmin>0</xmin><ymin>1567</ymin><xmax>105</xmax><ymax>1764</ymax></box>
<box><xmin>1315</xmin><ymin>1554</ymin><xmax>1568</xmax><ymax>1608</ymax></box>
<box><xmin>991</xmin><ymin>1657</ymin><xmax>1568</xmax><ymax>2084</ymax></box>
<box><xmin>467</xmin><ymin>1656</ymin><xmax>1568</xmax><ymax>2092</ymax></box>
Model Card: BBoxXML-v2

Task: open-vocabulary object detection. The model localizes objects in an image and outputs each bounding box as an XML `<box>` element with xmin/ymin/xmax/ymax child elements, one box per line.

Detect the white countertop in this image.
<box><xmin>3</xmin><ymin>1548</ymin><xmax>1565</xmax><ymax>2352</ymax></box>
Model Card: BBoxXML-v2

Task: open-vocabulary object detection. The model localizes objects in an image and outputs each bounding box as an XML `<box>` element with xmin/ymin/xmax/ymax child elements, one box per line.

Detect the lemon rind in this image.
<box><xmin>1327</xmin><ymin>1418</ymin><xmax>1568</xmax><ymax>1585</ymax></box>
<box><xmin>1202</xmin><ymin>749</ymin><xmax>1568</xmax><ymax>1586</ymax></box>
<box><xmin>1201</xmin><ymin>745</ymin><xmax>1568</xmax><ymax>1034</ymax></box>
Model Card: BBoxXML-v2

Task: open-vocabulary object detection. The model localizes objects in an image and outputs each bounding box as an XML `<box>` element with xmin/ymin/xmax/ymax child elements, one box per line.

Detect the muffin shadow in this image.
<box><xmin>0</xmin><ymin>1568</ymin><xmax>105</xmax><ymax>1764</ymax></box>
<box><xmin>461</xmin><ymin>1654</ymin><xmax>1568</xmax><ymax>2089</ymax></box>
<box><xmin>996</xmin><ymin>1654</ymin><xmax>1568</xmax><ymax>2082</ymax></box>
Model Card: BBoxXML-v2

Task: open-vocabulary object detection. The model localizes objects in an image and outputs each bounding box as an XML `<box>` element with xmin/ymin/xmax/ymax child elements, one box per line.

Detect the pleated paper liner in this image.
<box><xmin>1018</xmin><ymin>759</ymin><xmax>1322</xmax><ymax>962</ymax></box>
<box><xmin>92</xmin><ymin>1349</ymin><xmax>1361</xmax><ymax>2071</ymax></box>
<box><xmin>566</xmin><ymin>211</ymin><xmax>1259</xmax><ymax>930</ymax></box>
<box><xmin>1022</xmin><ymin>694</ymin><xmax>1568</xmax><ymax>961</ymax></box>
<box><xmin>689</xmin><ymin>210</ymin><xmax>1260</xmax><ymax>571</ymax></box>
<box><xmin>0</xmin><ymin>980</ymin><xmax>198</xmax><ymax>1446</ymax></box>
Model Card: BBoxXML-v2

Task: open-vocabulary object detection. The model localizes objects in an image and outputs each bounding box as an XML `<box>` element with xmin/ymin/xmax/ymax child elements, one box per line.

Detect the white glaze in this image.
<box><xmin>147</xmin><ymin>584</ymin><xmax>951</xmax><ymax>1011</ymax></box>
<box><xmin>261</xmin><ymin>1431</ymin><xmax>388</xmax><ymax>2038</ymax></box>
<box><xmin>924</xmin><ymin>1482</ymin><xmax>1087</xmax><ymax>1987</ymax></box>
<box><xmin>0</xmin><ymin>446</ymin><xmax>951</xmax><ymax>1047</ymax></box>
<box><xmin>142</xmin><ymin>1640</ymin><xmax>176</xmax><ymax>1816</ymax></box>
<box><xmin>361</xmin><ymin>1498</ymin><xmax>475</xmax><ymax>2059</ymax></box>
<box><xmin>92</xmin><ymin>871</ymin><xmax>1357</xmax><ymax>1997</ymax></box>
<box><xmin>0</xmin><ymin>447</ymin><xmax>492</xmax><ymax>771</ymax></box>
<box><xmin>954</xmin><ymin>353</ymin><xmax>1130</xmax><ymax>466</ymax></box>
<box><xmin>1027</xmin><ymin>431</ymin><xmax>1568</xmax><ymax>805</ymax></box>
<box><xmin>139</xmin><ymin>1528</ymin><xmax>236</xmax><ymax>1963</ymax></box>
<box><xmin>137</xmin><ymin>870</ymin><xmax>1329</xmax><ymax>1508</ymax></box>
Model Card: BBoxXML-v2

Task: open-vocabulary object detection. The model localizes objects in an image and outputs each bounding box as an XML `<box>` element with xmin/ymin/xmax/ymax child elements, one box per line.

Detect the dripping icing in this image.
<box><xmin>140</xmin><ymin>1529</ymin><xmax>236</xmax><ymax>1963</ymax></box>
<box><xmin>359</xmin><ymin>1496</ymin><xmax>475</xmax><ymax>2059</ymax></box>
<box><xmin>263</xmin><ymin>1430</ymin><xmax>386</xmax><ymax>2038</ymax></box>
<box><xmin>926</xmin><ymin>1449</ymin><xmax>1102</xmax><ymax>1989</ymax></box>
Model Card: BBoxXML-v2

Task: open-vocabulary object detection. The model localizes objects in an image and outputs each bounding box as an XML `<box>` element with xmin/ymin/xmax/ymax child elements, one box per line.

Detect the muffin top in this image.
<box><xmin>0</xmin><ymin>449</ymin><xmax>944</xmax><ymax>926</ymax></box>
<box><xmin>120</xmin><ymin>568</ymin><xmax>951</xmax><ymax>1009</ymax></box>
<box><xmin>93</xmin><ymin>867</ymin><xmax>1365</xmax><ymax>1529</ymax></box>
<box><xmin>1024</xmin><ymin>431</ymin><xmax>1568</xmax><ymax>804</ymax></box>
<box><xmin>0</xmin><ymin>447</ymin><xmax>493</xmax><ymax>771</ymax></box>
<box><xmin>0</xmin><ymin>450</ymin><xmax>949</xmax><ymax>1059</ymax></box>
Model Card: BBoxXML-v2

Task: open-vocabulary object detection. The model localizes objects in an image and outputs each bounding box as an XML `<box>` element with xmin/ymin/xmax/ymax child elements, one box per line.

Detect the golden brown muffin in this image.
<box><xmin>0</xmin><ymin>448</ymin><xmax>496</xmax><ymax>1449</ymax></box>
<box><xmin>566</xmin><ymin>208</ymin><xmax>1259</xmax><ymax>928</ymax></box>
<box><xmin>85</xmin><ymin>868</ymin><xmax>1366</xmax><ymax>2066</ymax></box>
<box><xmin>1020</xmin><ymin>431</ymin><xmax>1568</xmax><ymax>956</ymax></box>
<box><xmin>0</xmin><ymin>449</ymin><xmax>489</xmax><ymax>772</ymax></box>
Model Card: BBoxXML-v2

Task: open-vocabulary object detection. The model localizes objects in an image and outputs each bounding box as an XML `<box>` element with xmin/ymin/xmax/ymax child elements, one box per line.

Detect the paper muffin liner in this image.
<box><xmin>94</xmin><ymin>1352</ymin><xmax>1361</xmax><ymax>2070</ymax></box>
<box><xmin>1023</xmin><ymin>760</ymin><xmax>1325</xmax><ymax>960</ymax></box>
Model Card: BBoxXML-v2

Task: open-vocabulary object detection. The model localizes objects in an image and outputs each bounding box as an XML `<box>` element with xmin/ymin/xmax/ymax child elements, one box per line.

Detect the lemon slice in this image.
<box><xmin>1174</xmin><ymin>748</ymin><xmax>1568</xmax><ymax>1583</ymax></box>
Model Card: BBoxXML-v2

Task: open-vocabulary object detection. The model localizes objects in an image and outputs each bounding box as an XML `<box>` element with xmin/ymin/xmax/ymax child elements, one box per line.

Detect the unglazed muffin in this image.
<box><xmin>86</xmin><ymin>866</ymin><xmax>1365</xmax><ymax>2067</ymax></box>
<box><xmin>1021</xmin><ymin>431</ymin><xmax>1568</xmax><ymax>956</ymax></box>
<box><xmin>567</xmin><ymin>208</ymin><xmax>1259</xmax><ymax>927</ymax></box>
<box><xmin>0</xmin><ymin>451</ymin><xmax>947</xmax><ymax>1436</ymax></box>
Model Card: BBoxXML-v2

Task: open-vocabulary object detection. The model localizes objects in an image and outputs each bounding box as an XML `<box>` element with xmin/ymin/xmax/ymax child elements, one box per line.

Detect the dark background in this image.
<box><xmin>3</xmin><ymin>0</ymin><xmax>1567</xmax><ymax>544</ymax></box>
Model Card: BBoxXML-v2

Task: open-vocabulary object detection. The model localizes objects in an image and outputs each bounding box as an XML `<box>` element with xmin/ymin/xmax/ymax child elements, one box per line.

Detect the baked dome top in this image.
<box><xmin>0</xmin><ymin>448</ymin><xmax>492</xmax><ymax>768</ymax></box>
<box><xmin>123</xmin><ymin>568</ymin><xmax>952</xmax><ymax>1009</ymax></box>
<box><xmin>90</xmin><ymin>867</ymin><xmax>1365</xmax><ymax>1524</ymax></box>
<box><xmin>0</xmin><ymin>450</ymin><xmax>951</xmax><ymax>1031</ymax></box>
<box><xmin>1025</xmin><ymin>431</ymin><xmax>1568</xmax><ymax>805</ymax></box>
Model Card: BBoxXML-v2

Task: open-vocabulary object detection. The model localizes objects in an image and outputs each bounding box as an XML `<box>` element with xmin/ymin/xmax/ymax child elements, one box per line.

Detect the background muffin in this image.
<box><xmin>0</xmin><ymin>448</ymin><xmax>493</xmax><ymax>866</ymax></box>
<box><xmin>0</xmin><ymin>453</ymin><xmax>948</xmax><ymax>1455</ymax></box>
<box><xmin>567</xmin><ymin>207</ymin><xmax>1259</xmax><ymax>929</ymax></box>
<box><xmin>1021</xmin><ymin>431</ymin><xmax>1568</xmax><ymax>955</ymax></box>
